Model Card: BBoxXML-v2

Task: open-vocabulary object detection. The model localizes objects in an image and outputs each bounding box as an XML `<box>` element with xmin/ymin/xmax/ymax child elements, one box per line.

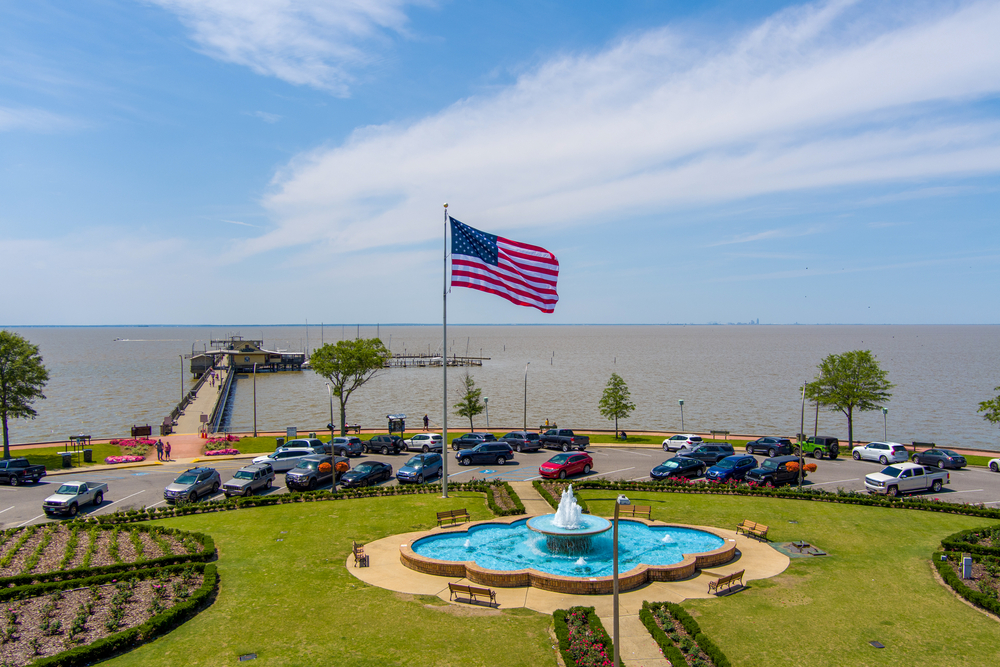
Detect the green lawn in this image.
<box><xmin>104</xmin><ymin>493</ymin><xmax>558</xmax><ymax>667</ymax></box>
<box><xmin>581</xmin><ymin>490</ymin><xmax>1000</xmax><ymax>667</ymax></box>
<box><xmin>9</xmin><ymin>443</ymin><xmax>125</xmax><ymax>470</ymax></box>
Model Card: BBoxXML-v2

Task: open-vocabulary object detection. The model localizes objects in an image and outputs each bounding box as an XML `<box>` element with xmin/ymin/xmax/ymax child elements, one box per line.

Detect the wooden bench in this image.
<box><xmin>735</xmin><ymin>519</ymin><xmax>756</xmax><ymax>535</ymax></box>
<box><xmin>618</xmin><ymin>504</ymin><xmax>652</xmax><ymax>520</ymax></box>
<box><xmin>708</xmin><ymin>569</ymin><xmax>745</xmax><ymax>595</ymax></box>
<box><xmin>352</xmin><ymin>541</ymin><xmax>369</xmax><ymax>567</ymax></box>
<box><xmin>448</xmin><ymin>582</ymin><xmax>497</xmax><ymax>606</ymax></box>
<box><xmin>735</xmin><ymin>519</ymin><xmax>769</xmax><ymax>541</ymax></box>
<box><xmin>749</xmin><ymin>524</ymin><xmax>769</xmax><ymax>541</ymax></box>
<box><xmin>437</xmin><ymin>508</ymin><xmax>471</xmax><ymax>527</ymax></box>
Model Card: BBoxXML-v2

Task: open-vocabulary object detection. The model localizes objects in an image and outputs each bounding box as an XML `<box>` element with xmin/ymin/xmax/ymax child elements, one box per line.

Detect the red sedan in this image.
<box><xmin>539</xmin><ymin>452</ymin><xmax>594</xmax><ymax>480</ymax></box>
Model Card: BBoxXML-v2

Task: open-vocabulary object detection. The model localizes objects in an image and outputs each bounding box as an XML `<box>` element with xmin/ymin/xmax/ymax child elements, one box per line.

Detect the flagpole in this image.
<box><xmin>442</xmin><ymin>203</ymin><xmax>449</xmax><ymax>499</ymax></box>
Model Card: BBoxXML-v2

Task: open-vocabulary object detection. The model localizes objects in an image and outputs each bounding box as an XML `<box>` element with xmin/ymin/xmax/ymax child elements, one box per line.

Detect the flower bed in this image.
<box><xmin>108</xmin><ymin>439</ymin><xmax>155</xmax><ymax>448</ymax></box>
<box><xmin>640</xmin><ymin>601</ymin><xmax>731</xmax><ymax>667</ymax></box>
<box><xmin>205</xmin><ymin>435</ymin><xmax>241</xmax><ymax>445</ymax></box>
<box><xmin>103</xmin><ymin>456</ymin><xmax>145</xmax><ymax>465</ymax></box>
<box><xmin>485</xmin><ymin>481</ymin><xmax>525</xmax><ymax>516</ymax></box>
<box><xmin>203</xmin><ymin>449</ymin><xmax>240</xmax><ymax>457</ymax></box>
<box><xmin>553</xmin><ymin>606</ymin><xmax>615</xmax><ymax>667</ymax></box>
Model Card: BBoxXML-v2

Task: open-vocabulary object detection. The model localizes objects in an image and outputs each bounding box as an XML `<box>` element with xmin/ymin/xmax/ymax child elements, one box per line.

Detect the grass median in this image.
<box><xmin>104</xmin><ymin>493</ymin><xmax>557</xmax><ymax>667</ymax></box>
<box><xmin>581</xmin><ymin>490</ymin><xmax>1000</xmax><ymax>667</ymax></box>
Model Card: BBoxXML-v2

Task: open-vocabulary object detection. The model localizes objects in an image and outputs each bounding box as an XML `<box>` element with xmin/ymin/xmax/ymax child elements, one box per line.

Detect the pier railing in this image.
<box><xmin>208</xmin><ymin>365</ymin><xmax>236</xmax><ymax>434</ymax></box>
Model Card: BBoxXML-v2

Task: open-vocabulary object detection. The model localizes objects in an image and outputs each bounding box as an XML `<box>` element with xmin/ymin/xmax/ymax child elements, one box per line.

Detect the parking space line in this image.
<box><xmin>631</xmin><ymin>476</ymin><xmax>649</xmax><ymax>481</ymax></box>
<box><xmin>0</xmin><ymin>506</ymin><xmax>14</xmax><ymax>515</ymax></box>
<box><xmin>448</xmin><ymin>469</ymin><xmax>475</xmax><ymax>478</ymax></box>
<box><xmin>946</xmin><ymin>489</ymin><xmax>984</xmax><ymax>494</ymax></box>
<box><xmin>147</xmin><ymin>500</ymin><xmax>167</xmax><ymax>508</ymax></box>
<box><xmin>588</xmin><ymin>467</ymin><xmax>635</xmax><ymax>478</ymax></box>
<box><xmin>624</xmin><ymin>450</ymin><xmax>652</xmax><ymax>457</ymax></box>
<box><xmin>16</xmin><ymin>514</ymin><xmax>45</xmax><ymax>528</ymax></box>
<box><xmin>92</xmin><ymin>490</ymin><xmax>145</xmax><ymax>514</ymax></box>
<box><xmin>808</xmin><ymin>478</ymin><xmax>860</xmax><ymax>486</ymax></box>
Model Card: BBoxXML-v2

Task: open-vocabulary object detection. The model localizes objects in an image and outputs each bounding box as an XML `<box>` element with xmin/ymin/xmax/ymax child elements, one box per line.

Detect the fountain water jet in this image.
<box><xmin>526</xmin><ymin>485</ymin><xmax>612</xmax><ymax>555</ymax></box>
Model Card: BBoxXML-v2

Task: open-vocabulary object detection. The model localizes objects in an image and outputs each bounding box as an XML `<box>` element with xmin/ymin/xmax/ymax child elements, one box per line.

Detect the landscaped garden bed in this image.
<box><xmin>641</xmin><ymin>601</ymin><xmax>730</xmax><ymax>667</ymax></box>
<box><xmin>553</xmin><ymin>606</ymin><xmax>616</xmax><ymax>667</ymax></box>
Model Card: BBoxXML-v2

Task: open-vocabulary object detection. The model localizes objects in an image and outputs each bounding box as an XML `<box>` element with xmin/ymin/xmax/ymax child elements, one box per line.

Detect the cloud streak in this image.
<box><xmin>148</xmin><ymin>0</ymin><xmax>429</xmax><ymax>94</ymax></box>
<box><xmin>233</xmin><ymin>0</ymin><xmax>1000</xmax><ymax>259</ymax></box>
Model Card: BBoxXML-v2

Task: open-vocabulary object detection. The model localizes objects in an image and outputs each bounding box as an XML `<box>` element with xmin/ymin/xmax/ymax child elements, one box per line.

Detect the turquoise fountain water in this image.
<box><xmin>411</xmin><ymin>485</ymin><xmax>725</xmax><ymax>578</ymax></box>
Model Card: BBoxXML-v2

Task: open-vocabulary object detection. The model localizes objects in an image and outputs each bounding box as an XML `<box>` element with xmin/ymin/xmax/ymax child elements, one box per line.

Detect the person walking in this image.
<box><xmin>423</xmin><ymin>414</ymin><xmax>429</xmax><ymax>431</ymax></box>
<box><xmin>156</xmin><ymin>439</ymin><xmax>164</xmax><ymax>461</ymax></box>
<box><xmin>164</xmin><ymin>441</ymin><xmax>172</xmax><ymax>461</ymax></box>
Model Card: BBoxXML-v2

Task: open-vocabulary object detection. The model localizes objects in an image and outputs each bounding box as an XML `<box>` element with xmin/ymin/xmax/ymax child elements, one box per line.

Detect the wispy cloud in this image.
<box><xmin>246</xmin><ymin>110</ymin><xmax>281</xmax><ymax>123</ymax></box>
<box><xmin>0</xmin><ymin>106</ymin><xmax>76</xmax><ymax>132</ymax></box>
<box><xmin>147</xmin><ymin>0</ymin><xmax>430</xmax><ymax>94</ymax></box>
<box><xmin>232</xmin><ymin>0</ymin><xmax>1000</xmax><ymax>259</ymax></box>
<box><xmin>708</xmin><ymin>226</ymin><xmax>826</xmax><ymax>246</ymax></box>
<box><xmin>220</xmin><ymin>219</ymin><xmax>259</xmax><ymax>228</ymax></box>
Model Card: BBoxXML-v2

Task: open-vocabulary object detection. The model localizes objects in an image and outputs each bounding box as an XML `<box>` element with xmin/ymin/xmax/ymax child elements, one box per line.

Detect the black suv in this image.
<box><xmin>677</xmin><ymin>443</ymin><xmax>735</xmax><ymax>464</ymax></box>
<box><xmin>365</xmin><ymin>435</ymin><xmax>404</xmax><ymax>454</ymax></box>
<box><xmin>455</xmin><ymin>442</ymin><xmax>514</xmax><ymax>466</ymax></box>
<box><xmin>499</xmin><ymin>431</ymin><xmax>542</xmax><ymax>453</ymax></box>
<box><xmin>746</xmin><ymin>437</ymin><xmax>794</xmax><ymax>457</ymax></box>
<box><xmin>451</xmin><ymin>432</ymin><xmax>497</xmax><ymax>451</ymax></box>
<box><xmin>745</xmin><ymin>455</ymin><xmax>801</xmax><ymax>487</ymax></box>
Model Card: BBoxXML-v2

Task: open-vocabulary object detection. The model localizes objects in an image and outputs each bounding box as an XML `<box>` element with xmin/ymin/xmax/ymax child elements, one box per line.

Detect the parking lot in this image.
<box><xmin>1</xmin><ymin>445</ymin><xmax>998</xmax><ymax>529</ymax></box>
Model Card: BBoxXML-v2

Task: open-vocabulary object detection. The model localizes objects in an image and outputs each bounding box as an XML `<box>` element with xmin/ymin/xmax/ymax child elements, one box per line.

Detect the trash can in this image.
<box><xmin>60</xmin><ymin>452</ymin><xmax>72</xmax><ymax>468</ymax></box>
<box><xmin>83</xmin><ymin>449</ymin><xmax>92</xmax><ymax>463</ymax></box>
<box><xmin>309</xmin><ymin>432</ymin><xmax>316</xmax><ymax>438</ymax></box>
<box><xmin>276</xmin><ymin>438</ymin><xmax>284</xmax><ymax>448</ymax></box>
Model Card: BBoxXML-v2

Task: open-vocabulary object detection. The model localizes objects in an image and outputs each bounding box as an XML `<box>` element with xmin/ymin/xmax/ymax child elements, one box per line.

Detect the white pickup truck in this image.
<box><xmin>864</xmin><ymin>462</ymin><xmax>949</xmax><ymax>497</ymax></box>
<box><xmin>43</xmin><ymin>481</ymin><xmax>108</xmax><ymax>517</ymax></box>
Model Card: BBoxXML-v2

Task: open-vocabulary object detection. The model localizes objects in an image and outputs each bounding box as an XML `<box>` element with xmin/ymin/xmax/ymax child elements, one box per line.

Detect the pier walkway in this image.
<box><xmin>173</xmin><ymin>369</ymin><xmax>225</xmax><ymax>436</ymax></box>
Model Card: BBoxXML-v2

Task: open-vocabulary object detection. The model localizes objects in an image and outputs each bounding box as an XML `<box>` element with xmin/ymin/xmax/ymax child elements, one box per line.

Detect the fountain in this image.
<box><xmin>402</xmin><ymin>484</ymin><xmax>736</xmax><ymax>594</ymax></box>
<box><xmin>525</xmin><ymin>485</ymin><xmax>611</xmax><ymax>555</ymax></box>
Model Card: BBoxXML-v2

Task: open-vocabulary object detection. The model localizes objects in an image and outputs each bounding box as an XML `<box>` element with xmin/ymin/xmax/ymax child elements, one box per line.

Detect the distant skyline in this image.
<box><xmin>2</xmin><ymin>1</ymin><xmax>999</xmax><ymax>325</ymax></box>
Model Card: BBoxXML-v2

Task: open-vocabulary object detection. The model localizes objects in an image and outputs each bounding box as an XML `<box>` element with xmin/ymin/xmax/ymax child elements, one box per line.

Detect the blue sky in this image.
<box><xmin>1</xmin><ymin>0</ymin><xmax>998</xmax><ymax>325</ymax></box>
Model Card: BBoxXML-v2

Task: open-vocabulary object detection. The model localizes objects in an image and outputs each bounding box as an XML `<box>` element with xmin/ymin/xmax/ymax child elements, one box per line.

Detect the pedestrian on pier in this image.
<box><xmin>156</xmin><ymin>440</ymin><xmax>164</xmax><ymax>461</ymax></box>
<box><xmin>164</xmin><ymin>441</ymin><xmax>172</xmax><ymax>461</ymax></box>
<box><xmin>423</xmin><ymin>414</ymin><xmax>429</xmax><ymax>431</ymax></box>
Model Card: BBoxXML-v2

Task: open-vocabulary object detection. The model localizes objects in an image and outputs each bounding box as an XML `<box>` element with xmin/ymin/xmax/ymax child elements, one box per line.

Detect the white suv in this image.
<box><xmin>662</xmin><ymin>434</ymin><xmax>703</xmax><ymax>452</ymax></box>
<box><xmin>852</xmin><ymin>441</ymin><xmax>909</xmax><ymax>465</ymax></box>
<box><xmin>403</xmin><ymin>433</ymin><xmax>444</xmax><ymax>453</ymax></box>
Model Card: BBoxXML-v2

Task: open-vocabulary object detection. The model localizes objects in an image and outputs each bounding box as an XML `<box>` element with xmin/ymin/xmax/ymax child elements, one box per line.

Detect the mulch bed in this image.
<box><xmin>651</xmin><ymin>607</ymin><xmax>717</xmax><ymax>667</ymax></box>
<box><xmin>488</xmin><ymin>484</ymin><xmax>518</xmax><ymax>513</ymax></box>
<box><xmin>0</xmin><ymin>573</ymin><xmax>204</xmax><ymax>666</ymax></box>
<box><xmin>947</xmin><ymin>558</ymin><xmax>1000</xmax><ymax>602</ymax></box>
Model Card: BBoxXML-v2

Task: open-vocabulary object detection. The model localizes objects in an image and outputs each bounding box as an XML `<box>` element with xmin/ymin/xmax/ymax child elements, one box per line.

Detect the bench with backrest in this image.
<box><xmin>437</xmin><ymin>508</ymin><xmax>471</xmax><ymax>526</ymax></box>
<box><xmin>352</xmin><ymin>540</ymin><xmax>369</xmax><ymax>567</ymax></box>
<box><xmin>707</xmin><ymin>569</ymin><xmax>745</xmax><ymax>595</ymax></box>
<box><xmin>618</xmin><ymin>504</ymin><xmax>652</xmax><ymax>520</ymax></box>
<box><xmin>448</xmin><ymin>582</ymin><xmax>497</xmax><ymax>606</ymax></box>
<box><xmin>735</xmin><ymin>519</ymin><xmax>757</xmax><ymax>535</ymax></box>
<box><xmin>749</xmin><ymin>524</ymin><xmax>769</xmax><ymax>541</ymax></box>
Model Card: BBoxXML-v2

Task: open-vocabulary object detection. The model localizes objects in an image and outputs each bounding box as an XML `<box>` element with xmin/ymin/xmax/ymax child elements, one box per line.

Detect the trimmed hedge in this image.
<box><xmin>639</xmin><ymin>603</ymin><xmax>686</xmax><ymax>666</ymax></box>
<box><xmin>485</xmin><ymin>481</ymin><xmax>525</xmax><ymax>516</ymax></box>
<box><xmin>0</xmin><ymin>561</ymin><xmax>205</xmax><ymax>603</ymax></box>
<box><xmin>549</xmin><ymin>478</ymin><xmax>1000</xmax><ymax>520</ymax></box>
<box><xmin>0</xmin><ymin>525</ymin><xmax>214</xmax><ymax>588</ymax></box>
<box><xmin>533</xmin><ymin>481</ymin><xmax>590</xmax><ymax>514</ymax></box>
<box><xmin>941</xmin><ymin>526</ymin><xmax>1000</xmax><ymax>557</ymax></box>
<box><xmin>933</xmin><ymin>551</ymin><xmax>1000</xmax><ymax>617</ymax></box>
<box><xmin>552</xmin><ymin>606</ymin><xmax>618</xmax><ymax>667</ymax></box>
<box><xmin>71</xmin><ymin>480</ymin><xmax>506</xmax><ymax>526</ymax></box>
<box><xmin>643</xmin><ymin>601</ymin><xmax>732</xmax><ymax>667</ymax></box>
<box><xmin>30</xmin><ymin>563</ymin><xmax>217</xmax><ymax>667</ymax></box>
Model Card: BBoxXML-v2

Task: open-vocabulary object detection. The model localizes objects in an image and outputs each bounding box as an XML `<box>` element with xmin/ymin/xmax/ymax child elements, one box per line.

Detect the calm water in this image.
<box><xmin>6</xmin><ymin>325</ymin><xmax>1000</xmax><ymax>451</ymax></box>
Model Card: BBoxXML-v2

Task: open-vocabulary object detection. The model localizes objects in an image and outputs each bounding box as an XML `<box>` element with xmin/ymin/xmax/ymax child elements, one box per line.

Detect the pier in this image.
<box><xmin>384</xmin><ymin>354</ymin><xmax>488</xmax><ymax>368</ymax></box>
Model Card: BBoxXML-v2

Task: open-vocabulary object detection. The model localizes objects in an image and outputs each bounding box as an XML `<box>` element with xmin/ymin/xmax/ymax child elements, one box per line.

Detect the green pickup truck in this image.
<box><xmin>800</xmin><ymin>435</ymin><xmax>839</xmax><ymax>460</ymax></box>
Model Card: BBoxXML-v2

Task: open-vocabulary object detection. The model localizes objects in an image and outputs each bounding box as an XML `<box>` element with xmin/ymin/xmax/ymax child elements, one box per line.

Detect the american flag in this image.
<box><xmin>450</xmin><ymin>217</ymin><xmax>559</xmax><ymax>313</ymax></box>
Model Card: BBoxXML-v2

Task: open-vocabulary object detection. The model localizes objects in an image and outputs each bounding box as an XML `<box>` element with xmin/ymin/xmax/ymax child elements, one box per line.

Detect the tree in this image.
<box><xmin>599</xmin><ymin>373</ymin><xmax>635</xmax><ymax>438</ymax></box>
<box><xmin>0</xmin><ymin>331</ymin><xmax>50</xmax><ymax>460</ymax></box>
<box><xmin>310</xmin><ymin>338</ymin><xmax>390</xmax><ymax>435</ymax></box>
<box><xmin>979</xmin><ymin>387</ymin><xmax>1000</xmax><ymax>427</ymax></box>
<box><xmin>453</xmin><ymin>372</ymin><xmax>485</xmax><ymax>429</ymax></box>
<box><xmin>805</xmin><ymin>350</ymin><xmax>893</xmax><ymax>450</ymax></box>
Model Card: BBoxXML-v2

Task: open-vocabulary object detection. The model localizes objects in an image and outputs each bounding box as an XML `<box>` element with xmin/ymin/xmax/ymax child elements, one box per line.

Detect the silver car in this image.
<box><xmin>164</xmin><ymin>467</ymin><xmax>221</xmax><ymax>503</ymax></box>
<box><xmin>252</xmin><ymin>448</ymin><xmax>319</xmax><ymax>472</ymax></box>
<box><xmin>223</xmin><ymin>463</ymin><xmax>275</xmax><ymax>498</ymax></box>
<box><xmin>329</xmin><ymin>437</ymin><xmax>364</xmax><ymax>457</ymax></box>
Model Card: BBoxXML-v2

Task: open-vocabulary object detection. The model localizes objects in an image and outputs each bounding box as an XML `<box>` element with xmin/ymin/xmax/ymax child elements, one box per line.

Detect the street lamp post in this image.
<box><xmin>882</xmin><ymin>407</ymin><xmax>888</xmax><ymax>441</ymax></box>
<box><xmin>799</xmin><ymin>382</ymin><xmax>806</xmax><ymax>489</ymax></box>
<box><xmin>252</xmin><ymin>363</ymin><xmax>258</xmax><ymax>438</ymax></box>
<box><xmin>326</xmin><ymin>383</ymin><xmax>335</xmax><ymax>434</ymax></box>
<box><xmin>179</xmin><ymin>355</ymin><xmax>184</xmax><ymax>403</ymax></box>
<box><xmin>678</xmin><ymin>399</ymin><xmax>684</xmax><ymax>431</ymax></box>
<box><xmin>523</xmin><ymin>362</ymin><xmax>530</xmax><ymax>430</ymax></box>
<box><xmin>484</xmin><ymin>397</ymin><xmax>489</xmax><ymax>430</ymax></box>
<box><xmin>613</xmin><ymin>494</ymin><xmax>631</xmax><ymax>667</ymax></box>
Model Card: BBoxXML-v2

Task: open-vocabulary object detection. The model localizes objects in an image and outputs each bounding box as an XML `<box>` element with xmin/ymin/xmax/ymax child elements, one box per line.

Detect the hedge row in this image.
<box><xmin>941</xmin><ymin>526</ymin><xmax>1000</xmax><ymax>557</ymax></box>
<box><xmin>0</xmin><ymin>561</ymin><xmax>206</xmax><ymax>603</ymax></box>
<box><xmin>485</xmin><ymin>481</ymin><xmax>525</xmax><ymax>516</ymax></box>
<box><xmin>31</xmin><ymin>563</ymin><xmax>217</xmax><ymax>667</ymax></box>
<box><xmin>0</xmin><ymin>525</ymin><xmax>214</xmax><ymax>588</ymax></box>
<box><xmin>933</xmin><ymin>551</ymin><xmax>1000</xmax><ymax>618</ymax></box>
<box><xmin>533</xmin><ymin>481</ymin><xmax>591</xmax><ymax>514</ymax></box>
<box><xmin>552</xmin><ymin>606</ymin><xmax>618</xmax><ymax>667</ymax></box>
<box><xmin>554</xmin><ymin>479</ymin><xmax>1000</xmax><ymax>520</ymax></box>
<box><xmin>642</xmin><ymin>601</ymin><xmax>732</xmax><ymax>667</ymax></box>
<box><xmin>72</xmin><ymin>481</ymin><xmax>504</xmax><ymax>525</ymax></box>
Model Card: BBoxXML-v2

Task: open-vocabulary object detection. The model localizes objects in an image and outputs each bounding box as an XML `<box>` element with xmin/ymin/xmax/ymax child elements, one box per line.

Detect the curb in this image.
<box><xmin>45</xmin><ymin>461</ymin><xmax>165</xmax><ymax>476</ymax></box>
<box><xmin>190</xmin><ymin>454</ymin><xmax>259</xmax><ymax>464</ymax></box>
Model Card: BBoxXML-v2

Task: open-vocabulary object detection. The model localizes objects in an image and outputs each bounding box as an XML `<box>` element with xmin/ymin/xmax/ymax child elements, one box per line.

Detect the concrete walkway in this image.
<box><xmin>173</xmin><ymin>365</ymin><xmax>226</xmax><ymax>436</ymax></box>
<box><xmin>510</xmin><ymin>481</ymin><xmax>555</xmax><ymax>514</ymax></box>
<box><xmin>348</xmin><ymin>507</ymin><xmax>789</xmax><ymax>667</ymax></box>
